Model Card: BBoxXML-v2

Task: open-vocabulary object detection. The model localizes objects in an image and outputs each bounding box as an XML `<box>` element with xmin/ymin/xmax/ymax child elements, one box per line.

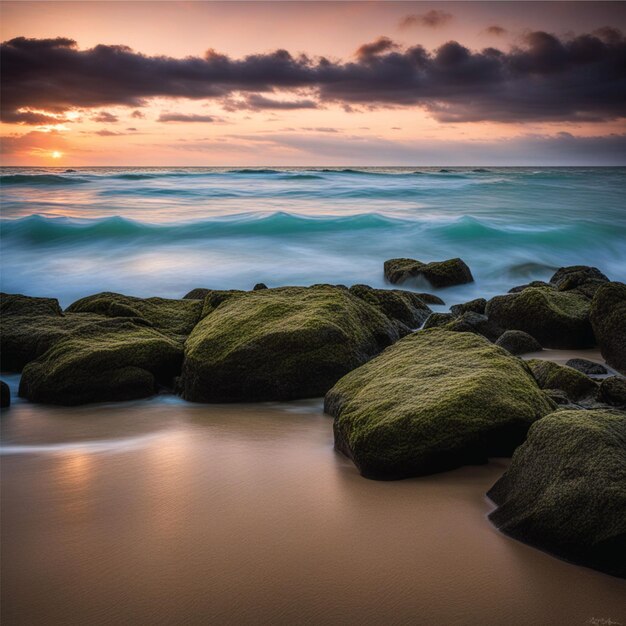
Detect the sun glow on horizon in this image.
<box><xmin>51</xmin><ymin>150</ymin><xmax>63</xmax><ymax>159</ymax></box>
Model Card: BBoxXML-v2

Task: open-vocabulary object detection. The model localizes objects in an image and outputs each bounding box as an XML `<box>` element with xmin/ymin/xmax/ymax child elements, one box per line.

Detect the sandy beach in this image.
<box><xmin>2</xmin><ymin>360</ymin><xmax>625</xmax><ymax>625</ymax></box>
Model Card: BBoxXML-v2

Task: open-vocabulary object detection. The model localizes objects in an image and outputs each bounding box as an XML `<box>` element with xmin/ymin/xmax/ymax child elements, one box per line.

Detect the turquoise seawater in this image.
<box><xmin>1</xmin><ymin>166</ymin><xmax>624</xmax><ymax>307</ymax></box>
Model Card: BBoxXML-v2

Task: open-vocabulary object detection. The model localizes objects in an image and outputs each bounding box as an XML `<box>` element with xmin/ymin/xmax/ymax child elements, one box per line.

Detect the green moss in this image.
<box><xmin>598</xmin><ymin>377</ymin><xmax>626</xmax><ymax>407</ymax></box>
<box><xmin>19</xmin><ymin>318</ymin><xmax>183</xmax><ymax>405</ymax></box>
<box><xmin>526</xmin><ymin>359</ymin><xmax>598</xmax><ymax>401</ymax></box>
<box><xmin>590</xmin><ymin>282</ymin><xmax>626</xmax><ymax>374</ymax></box>
<box><xmin>348</xmin><ymin>284</ymin><xmax>431</xmax><ymax>330</ymax></box>
<box><xmin>488</xmin><ymin>409</ymin><xmax>626</xmax><ymax>578</ymax></box>
<box><xmin>443</xmin><ymin>311</ymin><xmax>503</xmax><ymax>342</ymax></box>
<box><xmin>325</xmin><ymin>329</ymin><xmax>555</xmax><ymax>479</ymax></box>
<box><xmin>181</xmin><ymin>285</ymin><xmax>400</xmax><ymax>402</ymax></box>
<box><xmin>384</xmin><ymin>257</ymin><xmax>474</xmax><ymax>288</ymax></box>
<box><xmin>450</xmin><ymin>298</ymin><xmax>487</xmax><ymax>316</ymax></box>
<box><xmin>422</xmin><ymin>312</ymin><xmax>454</xmax><ymax>329</ymax></box>
<box><xmin>495</xmin><ymin>330</ymin><xmax>542</xmax><ymax>355</ymax></box>
<box><xmin>67</xmin><ymin>292</ymin><xmax>203</xmax><ymax>340</ymax></box>
<box><xmin>486</xmin><ymin>287</ymin><xmax>594</xmax><ymax>348</ymax></box>
<box><xmin>1</xmin><ymin>292</ymin><xmax>62</xmax><ymax>316</ymax></box>
<box><xmin>1</xmin><ymin>311</ymin><xmax>106</xmax><ymax>371</ymax></box>
<box><xmin>550</xmin><ymin>265</ymin><xmax>608</xmax><ymax>292</ymax></box>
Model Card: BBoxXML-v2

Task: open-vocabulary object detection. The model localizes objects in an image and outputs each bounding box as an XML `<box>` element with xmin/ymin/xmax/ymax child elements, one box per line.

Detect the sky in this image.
<box><xmin>1</xmin><ymin>1</ymin><xmax>625</xmax><ymax>166</ymax></box>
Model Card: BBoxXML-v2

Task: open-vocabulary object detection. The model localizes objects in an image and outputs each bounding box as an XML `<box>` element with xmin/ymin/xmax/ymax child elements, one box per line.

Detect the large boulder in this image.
<box><xmin>526</xmin><ymin>359</ymin><xmax>598</xmax><ymax>402</ymax></box>
<box><xmin>485</xmin><ymin>287</ymin><xmax>594</xmax><ymax>349</ymax></box>
<box><xmin>488</xmin><ymin>410</ymin><xmax>626</xmax><ymax>578</ymax></box>
<box><xmin>348</xmin><ymin>284</ymin><xmax>431</xmax><ymax>331</ymax></box>
<box><xmin>19</xmin><ymin>318</ymin><xmax>183</xmax><ymax>405</ymax></box>
<box><xmin>67</xmin><ymin>292</ymin><xmax>203</xmax><ymax>341</ymax></box>
<box><xmin>384</xmin><ymin>257</ymin><xmax>473</xmax><ymax>288</ymax></box>
<box><xmin>180</xmin><ymin>285</ymin><xmax>401</xmax><ymax>402</ymax></box>
<box><xmin>325</xmin><ymin>329</ymin><xmax>555</xmax><ymax>479</ymax></box>
<box><xmin>590</xmin><ymin>282</ymin><xmax>626</xmax><ymax>374</ymax></box>
<box><xmin>495</xmin><ymin>330</ymin><xmax>542</xmax><ymax>355</ymax></box>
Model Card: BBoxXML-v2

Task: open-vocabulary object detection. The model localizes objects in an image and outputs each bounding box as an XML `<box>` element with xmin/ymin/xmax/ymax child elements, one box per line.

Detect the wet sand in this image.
<box><xmin>1</xmin><ymin>387</ymin><xmax>625</xmax><ymax>626</ymax></box>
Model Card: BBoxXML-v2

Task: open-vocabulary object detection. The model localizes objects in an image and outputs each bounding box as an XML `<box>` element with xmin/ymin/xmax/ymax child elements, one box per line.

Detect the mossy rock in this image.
<box><xmin>526</xmin><ymin>359</ymin><xmax>598</xmax><ymax>401</ymax></box>
<box><xmin>496</xmin><ymin>330</ymin><xmax>542</xmax><ymax>355</ymax></box>
<box><xmin>508</xmin><ymin>281</ymin><xmax>554</xmax><ymax>294</ymax></box>
<box><xmin>565</xmin><ymin>358</ymin><xmax>607</xmax><ymax>376</ymax></box>
<box><xmin>590</xmin><ymin>282</ymin><xmax>626</xmax><ymax>374</ymax></box>
<box><xmin>1</xmin><ymin>311</ymin><xmax>109</xmax><ymax>372</ymax></box>
<box><xmin>450</xmin><ymin>298</ymin><xmax>486</xmax><ymax>317</ymax></box>
<box><xmin>19</xmin><ymin>318</ymin><xmax>183</xmax><ymax>406</ymax></box>
<box><xmin>486</xmin><ymin>287</ymin><xmax>594</xmax><ymax>349</ymax></box>
<box><xmin>550</xmin><ymin>265</ymin><xmax>609</xmax><ymax>292</ymax></box>
<box><xmin>348</xmin><ymin>284</ymin><xmax>431</xmax><ymax>331</ymax></box>
<box><xmin>67</xmin><ymin>292</ymin><xmax>203</xmax><ymax>341</ymax></box>
<box><xmin>422</xmin><ymin>312</ymin><xmax>454</xmax><ymax>329</ymax></box>
<box><xmin>443</xmin><ymin>311</ymin><xmax>504</xmax><ymax>342</ymax></box>
<box><xmin>0</xmin><ymin>380</ymin><xmax>10</xmax><ymax>409</ymax></box>
<box><xmin>1</xmin><ymin>292</ymin><xmax>63</xmax><ymax>317</ymax></box>
<box><xmin>384</xmin><ymin>257</ymin><xmax>473</xmax><ymax>288</ymax></box>
<box><xmin>1</xmin><ymin>292</ymin><xmax>106</xmax><ymax>372</ymax></box>
<box><xmin>598</xmin><ymin>377</ymin><xmax>626</xmax><ymax>408</ymax></box>
<box><xmin>325</xmin><ymin>329</ymin><xmax>555</xmax><ymax>479</ymax></box>
<box><xmin>181</xmin><ymin>285</ymin><xmax>400</xmax><ymax>402</ymax></box>
<box><xmin>488</xmin><ymin>410</ymin><xmax>626</xmax><ymax>578</ymax></box>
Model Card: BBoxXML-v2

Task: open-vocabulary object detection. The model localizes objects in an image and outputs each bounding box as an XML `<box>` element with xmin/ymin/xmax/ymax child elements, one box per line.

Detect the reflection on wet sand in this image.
<box><xmin>1</xmin><ymin>398</ymin><xmax>625</xmax><ymax>625</ymax></box>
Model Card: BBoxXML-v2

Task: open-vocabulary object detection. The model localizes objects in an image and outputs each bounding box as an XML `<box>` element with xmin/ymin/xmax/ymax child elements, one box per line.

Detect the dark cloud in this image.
<box><xmin>1</xmin><ymin>110</ymin><xmax>64</xmax><ymax>125</ymax></box>
<box><xmin>130</xmin><ymin>110</ymin><xmax>145</xmax><ymax>119</ymax></box>
<box><xmin>223</xmin><ymin>93</ymin><xmax>318</xmax><ymax>111</ymax></box>
<box><xmin>2</xmin><ymin>30</ymin><xmax>625</xmax><ymax>124</ymax></box>
<box><xmin>355</xmin><ymin>37</ymin><xmax>399</xmax><ymax>60</ymax></box>
<box><xmin>94</xmin><ymin>129</ymin><xmax>125</xmax><ymax>136</ymax></box>
<box><xmin>158</xmin><ymin>113</ymin><xmax>215</xmax><ymax>122</ymax></box>
<box><xmin>92</xmin><ymin>111</ymin><xmax>118</xmax><ymax>122</ymax></box>
<box><xmin>486</xmin><ymin>26</ymin><xmax>507</xmax><ymax>36</ymax></box>
<box><xmin>400</xmin><ymin>11</ymin><xmax>453</xmax><ymax>29</ymax></box>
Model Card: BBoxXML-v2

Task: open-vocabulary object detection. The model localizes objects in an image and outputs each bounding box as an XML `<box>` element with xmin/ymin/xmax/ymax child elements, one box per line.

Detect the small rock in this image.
<box><xmin>526</xmin><ymin>359</ymin><xmax>598</xmax><ymax>402</ymax></box>
<box><xmin>450</xmin><ymin>298</ymin><xmax>487</xmax><ymax>317</ymax></box>
<box><xmin>422</xmin><ymin>312</ymin><xmax>454</xmax><ymax>329</ymax></box>
<box><xmin>565</xmin><ymin>358</ymin><xmax>607</xmax><ymax>376</ymax></box>
<box><xmin>444</xmin><ymin>311</ymin><xmax>503</xmax><ymax>342</ymax></box>
<box><xmin>598</xmin><ymin>376</ymin><xmax>626</xmax><ymax>407</ymax></box>
<box><xmin>496</xmin><ymin>330</ymin><xmax>542</xmax><ymax>355</ymax></box>
<box><xmin>550</xmin><ymin>265</ymin><xmax>609</xmax><ymax>291</ymax></box>
<box><xmin>384</xmin><ymin>257</ymin><xmax>474</xmax><ymax>288</ymax></box>
<box><xmin>253</xmin><ymin>283</ymin><xmax>268</xmax><ymax>291</ymax></box>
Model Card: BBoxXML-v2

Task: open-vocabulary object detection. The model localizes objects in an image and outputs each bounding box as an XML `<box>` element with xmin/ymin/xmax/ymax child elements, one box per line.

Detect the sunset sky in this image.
<box><xmin>1</xmin><ymin>1</ymin><xmax>625</xmax><ymax>166</ymax></box>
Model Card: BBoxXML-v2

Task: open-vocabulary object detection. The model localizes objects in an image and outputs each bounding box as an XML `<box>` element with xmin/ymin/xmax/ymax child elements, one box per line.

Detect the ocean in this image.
<box><xmin>1</xmin><ymin>166</ymin><xmax>625</xmax><ymax>306</ymax></box>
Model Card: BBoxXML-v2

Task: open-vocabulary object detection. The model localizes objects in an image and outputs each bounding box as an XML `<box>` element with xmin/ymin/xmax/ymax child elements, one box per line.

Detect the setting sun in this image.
<box><xmin>51</xmin><ymin>151</ymin><xmax>62</xmax><ymax>159</ymax></box>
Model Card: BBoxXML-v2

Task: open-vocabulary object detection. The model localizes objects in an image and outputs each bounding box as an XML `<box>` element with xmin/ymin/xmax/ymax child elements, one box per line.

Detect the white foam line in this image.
<box><xmin>0</xmin><ymin>431</ymin><xmax>170</xmax><ymax>455</ymax></box>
